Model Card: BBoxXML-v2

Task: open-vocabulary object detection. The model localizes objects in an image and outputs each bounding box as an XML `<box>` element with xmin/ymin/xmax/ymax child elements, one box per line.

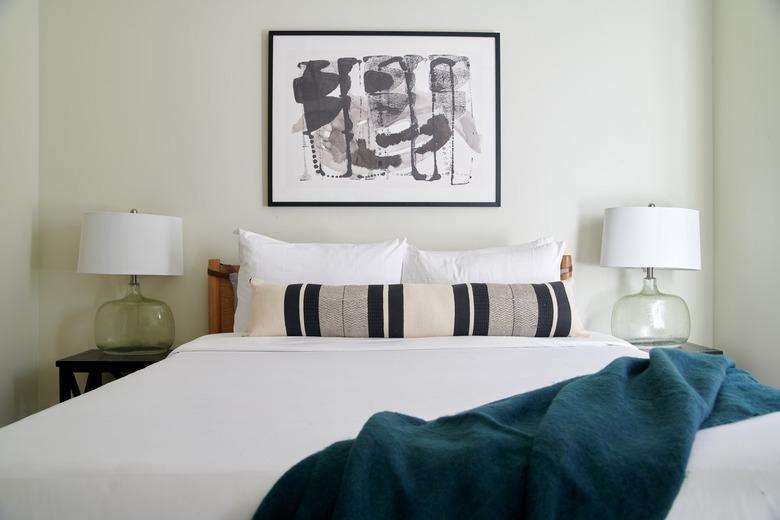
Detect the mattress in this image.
<box><xmin>0</xmin><ymin>333</ymin><xmax>778</xmax><ymax>519</ymax></box>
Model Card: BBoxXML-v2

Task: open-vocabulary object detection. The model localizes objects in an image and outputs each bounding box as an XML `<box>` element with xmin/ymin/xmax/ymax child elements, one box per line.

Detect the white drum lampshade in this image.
<box><xmin>600</xmin><ymin>205</ymin><xmax>701</xmax><ymax>348</ymax></box>
<box><xmin>78</xmin><ymin>211</ymin><xmax>183</xmax><ymax>276</ymax></box>
<box><xmin>78</xmin><ymin>211</ymin><xmax>183</xmax><ymax>355</ymax></box>
<box><xmin>601</xmin><ymin>206</ymin><xmax>701</xmax><ymax>271</ymax></box>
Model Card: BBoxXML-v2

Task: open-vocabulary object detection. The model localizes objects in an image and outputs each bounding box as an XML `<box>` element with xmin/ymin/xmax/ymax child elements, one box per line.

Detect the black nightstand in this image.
<box><xmin>638</xmin><ymin>342</ymin><xmax>723</xmax><ymax>355</ymax></box>
<box><xmin>56</xmin><ymin>350</ymin><xmax>168</xmax><ymax>402</ymax></box>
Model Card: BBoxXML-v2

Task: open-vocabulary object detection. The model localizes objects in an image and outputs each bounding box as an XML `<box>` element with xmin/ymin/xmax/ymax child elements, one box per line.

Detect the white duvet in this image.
<box><xmin>0</xmin><ymin>333</ymin><xmax>778</xmax><ymax>519</ymax></box>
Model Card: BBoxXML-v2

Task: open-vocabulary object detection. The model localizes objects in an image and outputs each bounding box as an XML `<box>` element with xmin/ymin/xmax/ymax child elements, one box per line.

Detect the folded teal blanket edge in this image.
<box><xmin>254</xmin><ymin>349</ymin><xmax>780</xmax><ymax>520</ymax></box>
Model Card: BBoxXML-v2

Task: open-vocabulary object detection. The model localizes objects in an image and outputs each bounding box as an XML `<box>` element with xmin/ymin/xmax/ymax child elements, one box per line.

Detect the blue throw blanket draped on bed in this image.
<box><xmin>254</xmin><ymin>349</ymin><xmax>780</xmax><ymax>520</ymax></box>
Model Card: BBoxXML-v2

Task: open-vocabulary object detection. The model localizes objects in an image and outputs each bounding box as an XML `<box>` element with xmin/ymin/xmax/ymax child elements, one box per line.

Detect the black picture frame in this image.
<box><xmin>268</xmin><ymin>30</ymin><xmax>501</xmax><ymax>207</ymax></box>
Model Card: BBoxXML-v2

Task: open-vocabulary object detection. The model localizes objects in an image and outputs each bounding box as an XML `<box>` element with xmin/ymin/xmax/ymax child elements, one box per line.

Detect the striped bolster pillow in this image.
<box><xmin>247</xmin><ymin>280</ymin><xmax>586</xmax><ymax>338</ymax></box>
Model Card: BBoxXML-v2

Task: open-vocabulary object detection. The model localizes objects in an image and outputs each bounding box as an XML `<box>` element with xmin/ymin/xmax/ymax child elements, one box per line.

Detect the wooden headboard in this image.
<box><xmin>207</xmin><ymin>255</ymin><xmax>573</xmax><ymax>334</ymax></box>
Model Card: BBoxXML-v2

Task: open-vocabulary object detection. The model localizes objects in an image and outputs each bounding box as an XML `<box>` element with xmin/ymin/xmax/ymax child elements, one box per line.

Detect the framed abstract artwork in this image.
<box><xmin>268</xmin><ymin>31</ymin><xmax>501</xmax><ymax>207</ymax></box>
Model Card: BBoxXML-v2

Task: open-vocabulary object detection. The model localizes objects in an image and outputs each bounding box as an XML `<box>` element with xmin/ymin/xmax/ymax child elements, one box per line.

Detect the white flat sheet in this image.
<box><xmin>0</xmin><ymin>333</ymin><xmax>778</xmax><ymax>519</ymax></box>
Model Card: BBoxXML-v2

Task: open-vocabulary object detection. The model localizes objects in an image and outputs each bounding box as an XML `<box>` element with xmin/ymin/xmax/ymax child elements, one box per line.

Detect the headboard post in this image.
<box><xmin>207</xmin><ymin>254</ymin><xmax>575</xmax><ymax>334</ymax></box>
<box><xmin>207</xmin><ymin>259</ymin><xmax>222</xmax><ymax>333</ymax></box>
<box><xmin>560</xmin><ymin>254</ymin><xmax>573</xmax><ymax>281</ymax></box>
<box><xmin>207</xmin><ymin>259</ymin><xmax>239</xmax><ymax>334</ymax></box>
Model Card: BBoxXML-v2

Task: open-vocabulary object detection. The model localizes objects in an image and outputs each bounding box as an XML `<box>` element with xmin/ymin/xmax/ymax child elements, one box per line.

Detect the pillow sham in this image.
<box><xmin>247</xmin><ymin>279</ymin><xmax>586</xmax><ymax>338</ymax></box>
<box><xmin>234</xmin><ymin>230</ymin><xmax>407</xmax><ymax>333</ymax></box>
<box><xmin>402</xmin><ymin>238</ymin><xmax>565</xmax><ymax>284</ymax></box>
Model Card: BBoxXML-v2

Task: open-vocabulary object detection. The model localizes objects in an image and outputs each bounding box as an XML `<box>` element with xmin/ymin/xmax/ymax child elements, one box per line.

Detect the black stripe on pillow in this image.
<box><xmin>283</xmin><ymin>284</ymin><xmax>303</xmax><ymax>336</ymax></box>
<box><xmin>471</xmin><ymin>283</ymin><xmax>490</xmax><ymax>336</ymax></box>
<box><xmin>550</xmin><ymin>281</ymin><xmax>571</xmax><ymax>337</ymax></box>
<box><xmin>532</xmin><ymin>283</ymin><xmax>554</xmax><ymax>337</ymax></box>
<box><xmin>367</xmin><ymin>285</ymin><xmax>385</xmax><ymax>338</ymax></box>
<box><xmin>453</xmin><ymin>283</ymin><xmax>470</xmax><ymax>336</ymax></box>
<box><xmin>303</xmin><ymin>284</ymin><xmax>321</xmax><ymax>337</ymax></box>
<box><xmin>387</xmin><ymin>284</ymin><xmax>404</xmax><ymax>338</ymax></box>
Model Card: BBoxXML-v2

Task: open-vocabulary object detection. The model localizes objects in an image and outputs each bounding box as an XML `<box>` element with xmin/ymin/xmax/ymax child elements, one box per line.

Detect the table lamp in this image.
<box><xmin>600</xmin><ymin>204</ymin><xmax>701</xmax><ymax>347</ymax></box>
<box><xmin>77</xmin><ymin>210</ymin><xmax>183</xmax><ymax>355</ymax></box>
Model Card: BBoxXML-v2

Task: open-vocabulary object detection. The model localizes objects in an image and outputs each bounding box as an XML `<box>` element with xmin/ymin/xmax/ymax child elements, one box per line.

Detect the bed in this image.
<box><xmin>1</xmin><ymin>256</ymin><xmax>778</xmax><ymax>519</ymax></box>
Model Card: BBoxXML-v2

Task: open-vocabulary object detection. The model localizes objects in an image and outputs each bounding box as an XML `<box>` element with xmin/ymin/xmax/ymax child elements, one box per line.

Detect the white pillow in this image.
<box><xmin>234</xmin><ymin>230</ymin><xmax>407</xmax><ymax>333</ymax></box>
<box><xmin>402</xmin><ymin>238</ymin><xmax>565</xmax><ymax>284</ymax></box>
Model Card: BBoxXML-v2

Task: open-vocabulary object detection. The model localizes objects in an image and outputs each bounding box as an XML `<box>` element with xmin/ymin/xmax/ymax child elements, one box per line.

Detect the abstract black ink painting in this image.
<box><xmin>268</xmin><ymin>31</ymin><xmax>500</xmax><ymax>206</ymax></box>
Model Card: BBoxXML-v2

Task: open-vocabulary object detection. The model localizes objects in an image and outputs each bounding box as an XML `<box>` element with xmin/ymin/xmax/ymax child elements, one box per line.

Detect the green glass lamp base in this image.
<box><xmin>95</xmin><ymin>281</ymin><xmax>174</xmax><ymax>356</ymax></box>
<box><xmin>611</xmin><ymin>277</ymin><xmax>691</xmax><ymax>348</ymax></box>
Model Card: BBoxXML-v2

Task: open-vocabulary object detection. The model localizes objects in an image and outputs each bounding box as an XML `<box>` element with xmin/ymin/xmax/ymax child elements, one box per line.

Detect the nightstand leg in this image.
<box><xmin>59</xmin><ymin>367</ymin><xmax>68</xmax><ymax>402</ymax></box>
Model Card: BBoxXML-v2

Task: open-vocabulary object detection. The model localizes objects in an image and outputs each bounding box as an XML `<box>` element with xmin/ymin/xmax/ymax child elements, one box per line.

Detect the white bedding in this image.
<box><xmin>0</xmin><ymin>333</ymin><xmax>778</xmax><ymax>519</ymax></box>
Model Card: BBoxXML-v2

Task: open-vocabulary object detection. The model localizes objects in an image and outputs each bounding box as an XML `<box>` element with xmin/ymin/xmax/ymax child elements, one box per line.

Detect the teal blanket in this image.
<box><xmin>254</xmin><ymin>349</ymin><xmax>780</xmax><ymax>519</ymax></box>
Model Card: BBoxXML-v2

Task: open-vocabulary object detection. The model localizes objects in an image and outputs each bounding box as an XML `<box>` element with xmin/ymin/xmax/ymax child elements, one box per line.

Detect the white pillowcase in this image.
<box><xmin>234</xmin><ymin>230</ymin><xmax>407</xmax><ymax>333</ymax></box>
<box><xmin>402</xmin><ymin>238</ymin><xmax>565</xmax><ymax>284</ymax></box>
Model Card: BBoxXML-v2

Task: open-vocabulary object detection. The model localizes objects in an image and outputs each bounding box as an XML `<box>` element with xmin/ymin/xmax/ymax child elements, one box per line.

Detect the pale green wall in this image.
<box><xmin>0</xmin><ymin>0</ymin><xmax>40</xmax><ymax>426</ymax></box>
<box><xmin>32</xmin><ymin>0</ymin><xmax>714</xmax><ymax>410</ymax></box>
<box><xmin>714</xmin><ymin>0</ymin><xmax>780</xmax><ymax>386</ymax></box>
